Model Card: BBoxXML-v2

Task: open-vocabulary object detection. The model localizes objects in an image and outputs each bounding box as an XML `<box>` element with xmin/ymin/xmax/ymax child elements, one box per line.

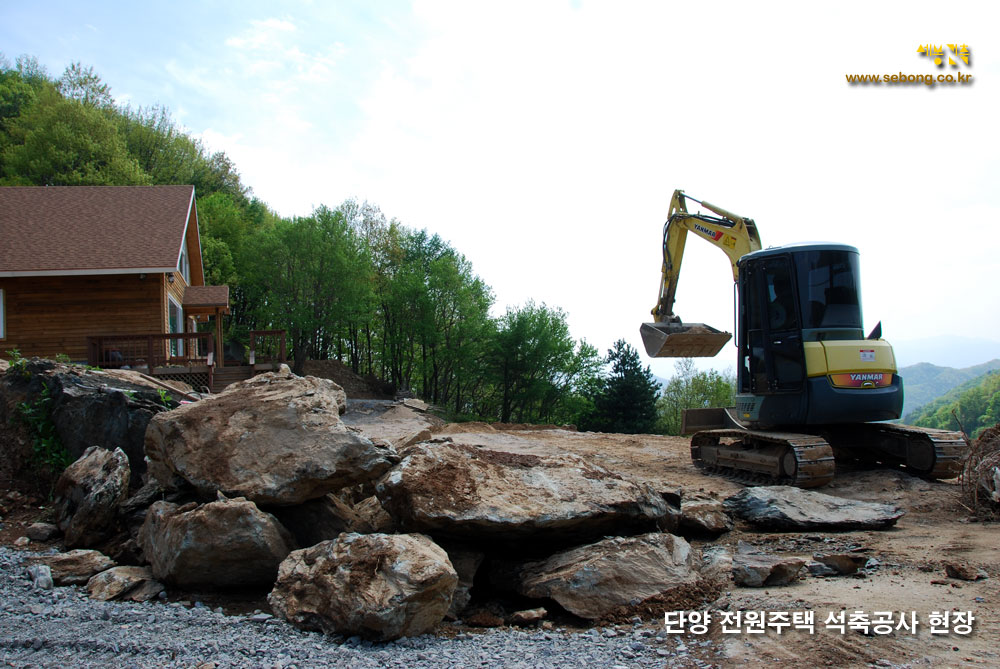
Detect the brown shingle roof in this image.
<box><xmin>0</xmin><ymin>185</ymin><xmax>196</xmax><ymax>275</ymax></box>
<box><xmin>183</xmin><ymin>285</ymin><xmax>229</xmax><ymax>308</ymax></box>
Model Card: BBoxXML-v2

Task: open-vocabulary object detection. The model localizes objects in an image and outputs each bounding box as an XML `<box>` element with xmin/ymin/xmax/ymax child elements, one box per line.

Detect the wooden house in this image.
<box><xmin>0</xmin><ymin>185</ymin><xmax>283</xmax><ymax>391</ymax></box>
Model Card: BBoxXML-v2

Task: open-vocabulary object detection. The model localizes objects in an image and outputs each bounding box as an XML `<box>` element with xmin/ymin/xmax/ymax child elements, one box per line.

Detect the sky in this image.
<box><xmin>3</xmin><ymin>0</ymin><xmax>999</xmax><ymax>378</ymax></box>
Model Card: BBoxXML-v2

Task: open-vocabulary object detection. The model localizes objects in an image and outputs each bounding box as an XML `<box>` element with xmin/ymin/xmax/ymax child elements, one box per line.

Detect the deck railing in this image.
<box><xmin>249</xmin><ymin>330</ymin><xmax>287</xmax><ymax>367</ymax></box>
<box><xmin>87</xmin><ymin>332</ymin><xmax>216</xmax><ymax>374</ymax></box>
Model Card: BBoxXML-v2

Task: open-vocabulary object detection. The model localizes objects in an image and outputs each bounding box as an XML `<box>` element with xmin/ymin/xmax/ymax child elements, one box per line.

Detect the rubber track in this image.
<box><xmin>690</xmin><ymin>429</ymin><xmax>836</xmax><ymax>488</ymax></box>
<box><xmin>829</xmin><ymin>423</ymin><xmax>968</xmax><ymax>480</ymax></box>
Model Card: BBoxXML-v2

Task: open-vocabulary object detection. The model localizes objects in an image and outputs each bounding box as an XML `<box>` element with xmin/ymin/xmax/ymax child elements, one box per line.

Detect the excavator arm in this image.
<box><xmin>641</xmin><ymin>189</ymin><xmax>762</xmax><ymax>358</ymax></box>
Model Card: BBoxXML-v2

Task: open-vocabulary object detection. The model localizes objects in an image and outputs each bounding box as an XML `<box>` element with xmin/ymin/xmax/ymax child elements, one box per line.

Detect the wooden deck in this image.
<box><xmin>86</xmin><ymin>330</ymin><xmax>286</xmax><ymax>393</ymax></box>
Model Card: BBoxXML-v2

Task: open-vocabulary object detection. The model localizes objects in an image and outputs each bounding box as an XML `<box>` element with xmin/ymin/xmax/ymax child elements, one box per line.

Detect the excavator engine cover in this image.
<box><xmin>640</xmin><ymin>322</ymin><xmax>732</xmax><ymax>358</ymax></box>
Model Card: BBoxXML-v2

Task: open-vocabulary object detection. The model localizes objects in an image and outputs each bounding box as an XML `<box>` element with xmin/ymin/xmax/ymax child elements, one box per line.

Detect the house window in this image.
<box><xmin>179</xmin><ymin>244</ymin><xmax>190</xmax><ymax>284</ymax></box>
<box><xmin>0</xmin><ymin>289</ymin><xmax>5</xmax><ymax>339</ymax></box>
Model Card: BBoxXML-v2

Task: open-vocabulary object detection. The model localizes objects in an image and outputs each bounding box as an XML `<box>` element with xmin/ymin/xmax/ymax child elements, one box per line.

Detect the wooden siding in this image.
<box><xmin>0</xmin><ymin>274</ymin><xmax>164</xmax><ymax>361</ymax></box>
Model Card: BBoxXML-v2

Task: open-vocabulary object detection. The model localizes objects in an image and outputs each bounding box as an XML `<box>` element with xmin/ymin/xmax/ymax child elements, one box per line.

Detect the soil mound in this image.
<box><xmin>302</xmin><ymin>360</ymin><xmax>393</xmax><ymax>400</ymax></box>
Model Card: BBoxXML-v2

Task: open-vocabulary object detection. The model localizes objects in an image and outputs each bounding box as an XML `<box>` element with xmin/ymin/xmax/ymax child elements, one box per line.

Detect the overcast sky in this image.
<box><xmin>3</xmin><ymin>1</ymin><xmax>999</xmax><ymax>376</ymax></box>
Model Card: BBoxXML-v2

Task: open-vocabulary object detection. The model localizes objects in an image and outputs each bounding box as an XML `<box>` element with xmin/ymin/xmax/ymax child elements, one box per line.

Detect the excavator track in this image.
<box><xmin>823</xmin><ymin>423</ymin><xmax>967</xmax><ymax>480</ymax></box>
<box><xmin>691</xmin><ymin>429</ymin><xmax>836</xmax><ymax>488</ymax></box>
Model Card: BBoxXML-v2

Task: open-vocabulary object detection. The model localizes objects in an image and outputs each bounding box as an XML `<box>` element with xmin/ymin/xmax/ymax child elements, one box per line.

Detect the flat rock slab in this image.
<box><xmin>517</xmin><ymin>533</ymin><xmax>701</xmax><ymax>620</ymax></box>
<box><xmin>814</xmin><ymin>553</ymin><xmax>869</xmax><ymax>575</ymax></box>
<box><xmin>342</xmin><ymin>400</ymin><xmax>444</xmax><ymax>450</ymax></box>
<box><xmin>376</xmin><ymin>439</ymin><xmax>669</xmax><ymax>544</ymax></box>
<box><xmin>87</xmin><ymin>566</ymin><xmax>163</xmax><ymax>602</ymax></box>
<box><xmin>733</xmin><ymin>554</ymin><xmax>806</xmax><ymax>587</ymax></box>
<box><xmin>24</xmin><ymin>549</ymin><xmax>116</xmax><ymax>586</ymax></box>
<box><xmin>145</xmin><ymin>371</ymin><xmax>397</xmax><ymax>505</ymax></box>
<box><xmin>724</xmin><ymin>486</ymin><xmax>905</xmax><ymax>531</ymax></box>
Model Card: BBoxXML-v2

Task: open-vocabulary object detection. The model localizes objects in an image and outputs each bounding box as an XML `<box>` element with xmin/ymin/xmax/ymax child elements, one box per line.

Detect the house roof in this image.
<box><xmin>183</xmin><ymin>285</ymin><xmax>230</xmax><ymax>308</ymax></box>
<box><xmin>0</xmin><ymin>185</ymin><xmax>197</xmax><ymax>277</ymax></box>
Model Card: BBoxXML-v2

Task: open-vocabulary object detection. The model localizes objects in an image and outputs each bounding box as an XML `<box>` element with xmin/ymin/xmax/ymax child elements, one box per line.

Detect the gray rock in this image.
<box><xmin>440</xmin><ymin>545</ymin><xmax>484</xmax><ymax>620</ymax></box>
<box><xmin>376</xmin><ymin>439</ymin><xmax>670</xmax><ymax>544</ymax></box>
<box><xmin>516</xmin><ymin>533</ymin><xmax>702</xmax><ymax>620</ymax></box>
<box><xmin>724</xmin><ymin>486</ymin><xmax>905</xmax><ymax>531</ymax></box>
<box><xmin>678</xmin><ymin>496</ymin><xmax>732</xmax><ymax>536</ymax></box>
<box><xmin>813</xmin><ymin>553</ymin><xmax>869</xmax><ymax>575</ymax></box>
<box><xmin>945</xmin><ymin>562</ymin><xmax>988</xmax><ymax>581</ymax></box>
<box><xmin>732</xmin><ymin>554</ymin><xmax>806</xmax><ymax>587</ymax></box>
<box><xmin>53</xmin><ymin>446</ymin><xmax>131</xmax><ymax>548</ymax></box>
<box><xmin>86</xmin><ymin>566</ymin><xmax>163</xmax><ymax>601</ymax></box>
<box><xmin>27</xmin><ymin>564</ymin><xmax>53</xmax><ymax>590</ymax></box>
<box><xmin>140</xmin><ymin>496</ymin><xmax>294</xmax><ymax>587</ymax></box>
<box><xmin>145</xmin><ymin>371</ymin><xmax>398</xmax><ymax>505</ymax></box>
<box><xmin>268</xmin><ymin>533</ymin><xmax>458</xmax><ymax>641</ymax></box>
<box><xmin>25</xmin><ymin>522</ymin><xmax>60</xmax><ymax>542</ymax></box>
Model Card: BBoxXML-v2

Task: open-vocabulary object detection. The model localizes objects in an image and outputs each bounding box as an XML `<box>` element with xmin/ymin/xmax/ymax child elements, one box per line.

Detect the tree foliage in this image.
<box><xmin>657</xmin><ymin>358</ymin><xmax>736</xmax><ymax>435</ymax></box>
<box><xmin>580</xmin><ymin>340</ymin><xmax>661</xmax><ymax>434</ymax></box>
<box><xmin>907</xmin><ymin>371</ymin><xmax>1000</xmax><ymax>440</ymax></box>
<box><xmin>0</xmin><ymin>54</ymin><xmax>617</xmax><ymax>425</ymax></box>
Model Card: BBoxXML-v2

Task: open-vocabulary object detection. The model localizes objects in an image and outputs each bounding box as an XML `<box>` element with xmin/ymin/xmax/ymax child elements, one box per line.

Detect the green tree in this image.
<box><xmin>581</xmin><ymin>339</ymin><xmax>661</xmax><ymax>434</ymax></box>
<box><xmin>57</xmin><ymin>62</ymin><xmax>113</xmax><ymax>107</ymax></box>
<box><xmin>486</xmin><ymin>302</ymin><xmax>576</xmax><ymax>423</ymax></box>
<box><xmin>1</xmin><ymin>85</ymin><xmax>149</xmax><ymax>185</ymax></box>
<box><xmin>656</xmin><ymin>358</ymin><xmax>736</xmax><ymax>435</ymax></box>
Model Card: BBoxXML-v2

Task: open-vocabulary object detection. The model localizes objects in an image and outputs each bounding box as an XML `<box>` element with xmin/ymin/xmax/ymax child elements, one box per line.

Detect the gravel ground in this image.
<box><xmin>0</xmin><ymin>547</ymin><xmax>718</xmax><ymax>669</ymax></box>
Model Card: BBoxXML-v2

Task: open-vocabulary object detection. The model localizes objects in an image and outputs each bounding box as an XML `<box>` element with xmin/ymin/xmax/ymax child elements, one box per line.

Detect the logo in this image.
<box><xmin>845</xmin><ymin>43</ymin><xmax>973</xmax><ymax>86</ymax></box>
<box><xmin>917</xmin><ymin>44</ymin><xmax>971</xmax><ymax>68</ymax></box>
<box><xmin>693</xmin><ymin>223</ymin><xmax>723</xmax><ymax>241</ymax></box>
<box><xmin>829</xmin><ymin>373</ymin><xmax>893</xmax><ymax>389</ymax></box>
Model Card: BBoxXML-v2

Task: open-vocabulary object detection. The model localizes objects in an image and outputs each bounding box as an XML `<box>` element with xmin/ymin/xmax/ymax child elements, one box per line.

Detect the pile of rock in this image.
<box><xmin>26</xmin><ymin>366</ymin><xmax>736</xmax><ymax>641</ymax></box>
<box><xmin>17</xmin><ymin>363</ymin><xmax>914</xmax><ymax>642</ymax></box>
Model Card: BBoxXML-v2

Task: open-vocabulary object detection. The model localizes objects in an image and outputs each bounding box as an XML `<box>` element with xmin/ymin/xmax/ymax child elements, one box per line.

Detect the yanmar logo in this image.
<box><xmin>829</xmin><ymin>373</ymin><xmax>893</xmax><ymax>389</ymax></box>
<box><xmin>693</xmin><ymin>223</ymin><xmax>723</xmax><ymax>241</ymax></box>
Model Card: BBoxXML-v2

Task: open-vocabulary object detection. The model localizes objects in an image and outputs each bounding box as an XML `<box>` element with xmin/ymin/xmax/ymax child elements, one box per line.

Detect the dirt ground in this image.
<box><xmin>437</xmin><ymin>426</ymin><xmax>1000</xmax><ymax>667</ymax></box>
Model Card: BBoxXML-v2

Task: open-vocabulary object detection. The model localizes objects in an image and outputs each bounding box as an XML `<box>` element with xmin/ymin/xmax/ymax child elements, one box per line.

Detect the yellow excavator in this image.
<box><xmin>642</xmin><ymin>189</ymin><xmax>967</xmax><ymax>487</ymax></box>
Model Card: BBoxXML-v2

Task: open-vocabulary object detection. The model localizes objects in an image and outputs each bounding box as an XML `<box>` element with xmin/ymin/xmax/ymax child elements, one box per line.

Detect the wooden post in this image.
<box><xmin>215</xmin><ymin>308</ymin><xmax>225</xmax><ymax>368</ymax></box>
<box><xmin>147</xmin><ymin>335</ymin><xmax>155</xmax><ymax>376</ymax></box>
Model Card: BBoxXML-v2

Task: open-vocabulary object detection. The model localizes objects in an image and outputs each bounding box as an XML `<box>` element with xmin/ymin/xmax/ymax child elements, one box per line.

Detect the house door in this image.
<box><xmin>168</xmin><ymin>296</ymin><xmax>184</xmax><ymax>357</ymax></box>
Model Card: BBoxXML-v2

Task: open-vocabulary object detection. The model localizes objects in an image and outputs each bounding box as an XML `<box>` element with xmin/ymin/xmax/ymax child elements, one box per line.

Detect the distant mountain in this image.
<box><xmin>891</xmin><ymin>336</ymin><xmax>1000</xmax><ymax>369</ymax></box>
<box><xmin>904</xmin><ymin>369</ymin><xmax>1000</xmax><ymax>438</ymax></box>
<box><xmin>899</xmin><ymin>358</ymin><xmax>1000</xmax><ymax>420</ymax></box>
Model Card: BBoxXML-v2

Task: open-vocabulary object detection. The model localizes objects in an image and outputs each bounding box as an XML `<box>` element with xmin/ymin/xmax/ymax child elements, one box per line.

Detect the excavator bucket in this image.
<box><xmin>640</xmin><ymin>322</ymin><xmax>732</xmax><ymax>358</ymax></box>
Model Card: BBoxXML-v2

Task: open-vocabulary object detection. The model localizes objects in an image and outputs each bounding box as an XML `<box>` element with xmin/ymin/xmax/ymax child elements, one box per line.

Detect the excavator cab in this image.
<box><xmin>734</xmin><ymin>243</ymin><xmax>902</xmax><ymax>428</ymax></box>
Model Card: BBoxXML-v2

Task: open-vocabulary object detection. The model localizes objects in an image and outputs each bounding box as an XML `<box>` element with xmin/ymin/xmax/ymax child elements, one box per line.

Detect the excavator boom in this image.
<box><xmin>641</xmin><ymin>189</ymin><xmax>762</xmax><ymax>357</ymax></box>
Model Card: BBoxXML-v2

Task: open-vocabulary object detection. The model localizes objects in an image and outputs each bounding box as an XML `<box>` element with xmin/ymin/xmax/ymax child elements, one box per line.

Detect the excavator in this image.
<box><xmin>641</xmin><ymin>189</ymin><xmax>967</xmax><ymax>487</ymax></box>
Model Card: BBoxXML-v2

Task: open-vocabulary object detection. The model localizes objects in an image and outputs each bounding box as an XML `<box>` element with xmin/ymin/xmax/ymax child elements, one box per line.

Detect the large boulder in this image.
<box><xmin>516</xmin><ymin>533</ymin><xmax>703</xmax><ymax>620</ymax></box>
<box><xmin>24</xmin><ymin>549</ymin><xmax>116</xmax><ymax>585</ymax></box>
<box><xmin>341</xmin><ymin>400</ymin><xmax>444</xmax><ymax>450</ymax></box>
<box><xmin>0</xmin><ymin>359</ymin><xmax>171</xmax><ymax>477</ymax></box>
<box><xmin>376</xmin><ymin>439</ymin><xmax>669</xmax><ymax>544</ymax></box>
<box><xmin>145</xmin><ymin>371</ymin><xmax>397</xmax><ymax>505</ymax></box>
<box><xmin>679</xmin><ymin>496</ymin><xmax>733</xmax><ymax>536</ymax></box>
<box><xmin>724</xmin><ymin>486</ymin><xmax>905</xmax><ymax>531</ymax></box>
<box><xmin>268</xmin><ymin>533</ymin><xmax>458</xmax><ymax>641</ymax></box>
<box><xmin>140</xmin><ymin>496</ymin><xmax>295</xmax><ymax>587</ymax></box>
<box><xmin>53</xmin><ymin>446</ymin><xmax>131</xmax><ymax>548</ymax></box>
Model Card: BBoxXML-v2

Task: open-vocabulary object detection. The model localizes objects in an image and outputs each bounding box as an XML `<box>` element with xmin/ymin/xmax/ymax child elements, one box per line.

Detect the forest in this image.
<box><xmin>1</xmin><ymin>55</ymin><xmax>693</xmax><ymax>430</ymax></box>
